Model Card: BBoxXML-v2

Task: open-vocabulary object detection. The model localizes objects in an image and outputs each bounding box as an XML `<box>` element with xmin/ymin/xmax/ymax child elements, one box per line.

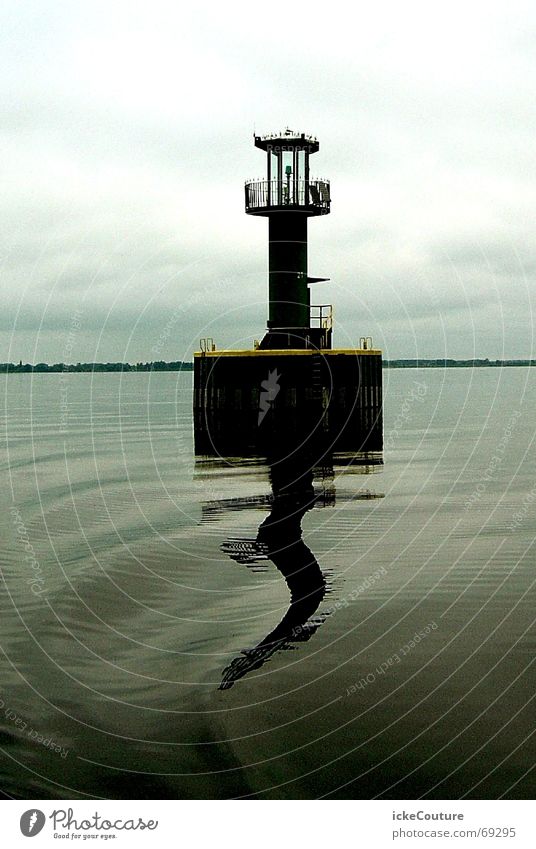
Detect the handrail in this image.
<box><xmin>199</xmin><ymin>338</ymin><xmax>216</xmax><ymax>353</ymax></box>
<box><xmin>310</xmin><ymin>304</ymin><xmax>333</xmax><ymax>331</ymax></box>
<box><xmin>245</xmin><ymin>179</ymin><xmax>330</xmax><ymax>212</ymax></box>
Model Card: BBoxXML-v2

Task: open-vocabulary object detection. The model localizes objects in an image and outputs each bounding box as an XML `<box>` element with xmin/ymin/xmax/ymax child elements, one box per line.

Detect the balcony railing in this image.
<box><xmin>310</xmin><ymin>304</ymin><xmax>333</xmax><ymax>331</ymax></box>
<box><xmin>245</xmin><ymin>179</ymin><xmax>330</xmax><ymax>213</ymax></box>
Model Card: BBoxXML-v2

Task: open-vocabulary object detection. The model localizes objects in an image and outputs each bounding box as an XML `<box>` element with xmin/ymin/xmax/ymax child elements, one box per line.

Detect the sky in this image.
<box><xmin>1</xmin><ymin>0</ymin><xmax>535</xmax><ymax>363</ymax></box>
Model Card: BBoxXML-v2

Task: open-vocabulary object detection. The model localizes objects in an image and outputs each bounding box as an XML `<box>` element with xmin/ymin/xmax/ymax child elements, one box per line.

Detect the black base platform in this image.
<box><xmin>193</xmin><ymin>347</ymin><xmax>383</xmax><ymax>459</ymax></box>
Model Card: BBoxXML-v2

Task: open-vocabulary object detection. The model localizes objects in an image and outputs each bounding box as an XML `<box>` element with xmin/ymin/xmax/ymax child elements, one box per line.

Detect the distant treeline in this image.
<box><xmin>0</xmin><ymin>361</ymin><xmax>194</xmax><ymax>373</ymax></box>
<box><xmin>2</xmin><ymin>358</ymin><xmax>535</xmax><ymax>374</ymax></box>
<box><xmin>383</xmin><ymin>359</ymin><xmax>536</xmax><ymax>368</ymax></box>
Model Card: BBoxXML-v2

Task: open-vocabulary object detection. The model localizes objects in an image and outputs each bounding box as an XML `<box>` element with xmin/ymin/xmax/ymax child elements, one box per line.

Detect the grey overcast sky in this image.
<box><xmin>1</xmin><ymin>0</ymin><xmax>535</xmax><ymax>363</ymax></box>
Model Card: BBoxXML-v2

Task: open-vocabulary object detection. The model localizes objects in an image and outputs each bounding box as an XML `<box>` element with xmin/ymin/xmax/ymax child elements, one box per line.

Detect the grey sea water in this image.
<box><xmin>0</xmin><ymin>367</ymin><xmax>534</xmax><ymax>799</ymax></box>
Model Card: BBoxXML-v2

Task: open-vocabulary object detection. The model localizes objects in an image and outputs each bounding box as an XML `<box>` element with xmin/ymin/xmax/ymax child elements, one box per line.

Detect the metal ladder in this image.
<box><xmin>311</xmin><ymin>353</ymin><xmax>323</xmax><ymax>404</ymax></box>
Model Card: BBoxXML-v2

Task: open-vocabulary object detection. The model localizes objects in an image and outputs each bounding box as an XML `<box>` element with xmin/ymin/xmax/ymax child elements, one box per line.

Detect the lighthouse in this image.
<box><xmin>245</xmin><ymin>130</ymin><xmax>331</xmax><ymax>350</ymax></box>
<box><xmin>193</xmin><ymin>130</ymin><xmax>383</xmax><ymax>461</ymax></box>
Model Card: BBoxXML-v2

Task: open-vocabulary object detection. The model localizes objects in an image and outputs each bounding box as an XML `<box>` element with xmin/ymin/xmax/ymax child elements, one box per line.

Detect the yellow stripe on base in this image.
<box><xmin>194</xmin><ymin>348</ymin><xmax>382</xmax><ymax>357</ymax></box>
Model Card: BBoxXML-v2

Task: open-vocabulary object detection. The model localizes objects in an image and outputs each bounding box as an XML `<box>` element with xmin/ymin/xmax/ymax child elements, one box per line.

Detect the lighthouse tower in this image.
<box><xmin>193</xmin><ymin>130</ymin><xmax>383</xmax><ymax>460</ymax></box>
<box><xmin>245</xmin><ymin>130</ymin><xmax>331</xmax><ymax>350</ymax></box>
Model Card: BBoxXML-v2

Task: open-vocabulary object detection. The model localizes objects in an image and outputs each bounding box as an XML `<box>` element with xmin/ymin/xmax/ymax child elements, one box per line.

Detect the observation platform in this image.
<box><xmin>245</xmin><ymin>178</ymin><xmax>330</xmax><ymax>215</ymax></box>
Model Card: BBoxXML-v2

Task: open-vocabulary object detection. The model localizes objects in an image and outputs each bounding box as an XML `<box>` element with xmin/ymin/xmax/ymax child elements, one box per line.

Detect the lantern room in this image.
<box><xmin>245</xmin><ymin>129</ymin><xmax>330</xmax><ymax>215</ymax></box>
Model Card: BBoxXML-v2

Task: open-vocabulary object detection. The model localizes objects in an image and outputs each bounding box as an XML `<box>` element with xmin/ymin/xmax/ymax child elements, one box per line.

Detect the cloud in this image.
<box><xmin>1</xmin><ymin>0</ymin><xmax>535</xmax><ymax>361</ymax></box>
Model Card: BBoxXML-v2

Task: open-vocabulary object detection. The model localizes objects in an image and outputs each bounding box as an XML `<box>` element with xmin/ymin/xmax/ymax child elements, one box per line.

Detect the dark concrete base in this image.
<box><xmin>193</xmin><ymin>348</ymin><xmax>382</xmax><ymax>460</ymax></box>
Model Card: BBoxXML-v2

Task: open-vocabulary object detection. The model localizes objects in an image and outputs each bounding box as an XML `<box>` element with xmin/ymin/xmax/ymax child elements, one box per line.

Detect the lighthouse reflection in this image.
<box><xmin>219</xmin><ymin>454</ymin><xmax>328</xmax><ymax>690</ymax></box>
<box><xmin>197</xmin><ymin>440</ymin><xmax>382</xmax><ymax>690</ymax></box>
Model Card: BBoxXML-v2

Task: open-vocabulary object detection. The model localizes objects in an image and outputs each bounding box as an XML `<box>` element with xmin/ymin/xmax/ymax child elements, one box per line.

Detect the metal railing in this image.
<box><xmin>199</xmin><ymin>338</ymin><xmax>216</xmax><ymax>353</ymax></box>
<box><xmin>245</xmin><ymin>179</ymin><xmax>330</xmax><ymax>212</ymax></box>
<box><xmin>310</xmin><ymin>304</ymin><xmax>333</xmax><ymax>331</ymax></box>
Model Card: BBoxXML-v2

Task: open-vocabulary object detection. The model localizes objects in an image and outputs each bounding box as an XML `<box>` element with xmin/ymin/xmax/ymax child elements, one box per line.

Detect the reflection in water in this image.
<box><xmin>219</xmin><ymin>458</ymin><xmax>328</xmax><ymax>689</ymax></box>
<box><xmin>195</xmin><ymin>439</ymin><xmax>383</xmax><ymax>690</ymax></box>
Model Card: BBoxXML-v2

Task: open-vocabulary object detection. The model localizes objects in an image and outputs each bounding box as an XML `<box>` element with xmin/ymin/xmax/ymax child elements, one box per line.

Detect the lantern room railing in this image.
<box><xmin>245</xmin><ymin>179</ymin><xmax>330</xmax><ymax>213</ymax></box>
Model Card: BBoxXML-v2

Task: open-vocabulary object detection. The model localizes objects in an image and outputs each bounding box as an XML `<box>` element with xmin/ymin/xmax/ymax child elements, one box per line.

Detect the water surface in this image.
<box><xmin>1</xmin><ymin>368</ymin><xmax>534</xmax><ymax>799</ymax></box>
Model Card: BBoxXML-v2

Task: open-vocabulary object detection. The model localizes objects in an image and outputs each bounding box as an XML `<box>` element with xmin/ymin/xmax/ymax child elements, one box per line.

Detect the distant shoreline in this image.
<box><xmin>2</xmin><ymin>358</ymin><xmax>535</xmax><ymax>374</ymax></box>
<box><xmin>0</xmin><ymin>361</ymin><xmax>194</xmax><ymax>374</ymax></box>
<box><xmin>383</xmin><ymin>359</ymin><xmax>536</xmax><ymax>368</ymax></box>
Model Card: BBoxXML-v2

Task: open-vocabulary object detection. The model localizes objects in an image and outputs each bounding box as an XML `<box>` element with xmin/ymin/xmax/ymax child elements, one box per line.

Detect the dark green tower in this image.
<box><xmin>245</xmin><ymin>130</ymin><xmax>331</xmax><ymax>350</ymax></box>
